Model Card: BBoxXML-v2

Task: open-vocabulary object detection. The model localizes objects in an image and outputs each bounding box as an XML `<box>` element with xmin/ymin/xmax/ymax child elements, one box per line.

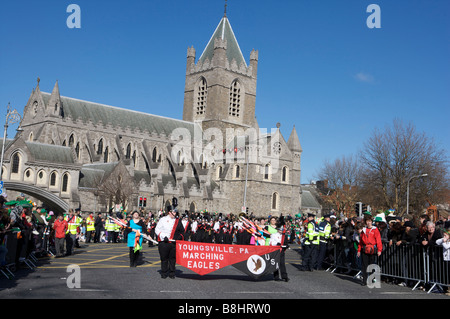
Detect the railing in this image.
<box><xmin>327</xmin><ymin>242</ymin><xmax>449</xmax><ymax>293</ymax></box>
<box><xmin>1</xmin><ymin>229</ymin><xmax>38</xmax><ymax>279</ymax></box>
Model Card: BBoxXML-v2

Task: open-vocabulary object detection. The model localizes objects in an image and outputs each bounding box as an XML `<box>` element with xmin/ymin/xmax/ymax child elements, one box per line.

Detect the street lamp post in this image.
<box><xmin>406</xmin><ymin>173</ymin><xmax>428</xmax><ymax>215</ymax></box>
<box><xmin>0</xmin><ymin>103</ymin><xmax>22</xmax><ymax>181</ymax></box>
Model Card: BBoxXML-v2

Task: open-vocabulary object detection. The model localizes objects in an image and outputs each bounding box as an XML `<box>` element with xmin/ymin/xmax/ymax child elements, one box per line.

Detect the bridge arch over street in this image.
<box><xmin>4</xmin><ymin>181</ymin><xmax>69</xmax><ymax>213</ymax></box>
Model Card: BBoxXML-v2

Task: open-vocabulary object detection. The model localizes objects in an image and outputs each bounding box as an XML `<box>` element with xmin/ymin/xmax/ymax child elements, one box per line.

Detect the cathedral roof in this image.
<box><xmin>198</xmin><ymin>16</ymin><xmax>247</xmax><ymax>67</ymax></box>
<box><xmin>40</xmin><ymin>92</ymin><xmax>202</xmax><ymax>139</ymax></box>
<box><xmin>26</xmin><ymin>142</ymin><xmax>75</xmax><ymax>164</ymax></box>
<box><xmin>0</xmin><ymin>138</ymin><xmax>75</xmax><ymax>165</ymax></box>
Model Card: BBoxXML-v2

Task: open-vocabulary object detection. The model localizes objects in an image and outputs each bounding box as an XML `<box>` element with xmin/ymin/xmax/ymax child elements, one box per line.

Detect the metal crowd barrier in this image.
<box><xmin>426</xmin><ymin>245</ymin><xmax>449</xmax><ymax>293</ymax></box>
<box><xmin>1</xmin><ymin>230</ymin><xmax>37</xmax><ymax>280</ymax></box>
<box><xmin>327</xmin><ymin>242</ymin><xmax>449</xmax><ymax>293</ymax></box>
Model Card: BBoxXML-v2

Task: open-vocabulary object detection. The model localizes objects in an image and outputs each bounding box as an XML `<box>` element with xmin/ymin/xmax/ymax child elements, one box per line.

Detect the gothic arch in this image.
<box><xmin>229</xmin><ymin>79</ymin><xmax>245</xmax><ymax>119</ymax></box>
<box><xmin>3</xmin><ymin>182</ymin><xmax>69</xmax><ymax>213</ymax></box>
<box><xmin>194</xmin><ymin>76</ymin><xmax>208</xmax><ymax>116</ymax></box>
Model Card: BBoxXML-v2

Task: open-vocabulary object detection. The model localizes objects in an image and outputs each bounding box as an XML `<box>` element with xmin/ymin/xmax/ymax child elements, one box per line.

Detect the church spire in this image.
<box><xmin>198</xmin><ymin>11</ymin><xmax>247</xmax><ymax>67</ymax></box>
<box><xmin>287</xmin><ymin>125</ymin><xmax>302</xmax><ymax>152</ymax></box>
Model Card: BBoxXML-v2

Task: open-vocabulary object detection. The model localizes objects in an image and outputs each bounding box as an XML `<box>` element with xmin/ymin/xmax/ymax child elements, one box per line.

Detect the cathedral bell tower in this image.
<box><xmin>182</xmin><ymin>11</ymin><xmax>259</xmax><ymax>145</ymax></box>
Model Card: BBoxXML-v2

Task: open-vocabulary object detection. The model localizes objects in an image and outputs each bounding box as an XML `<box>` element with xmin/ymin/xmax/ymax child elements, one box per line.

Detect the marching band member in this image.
<box><xmin>154</xmin><ymin>206</ymin><xmax>185</xmax><ymax>279</ymax></box>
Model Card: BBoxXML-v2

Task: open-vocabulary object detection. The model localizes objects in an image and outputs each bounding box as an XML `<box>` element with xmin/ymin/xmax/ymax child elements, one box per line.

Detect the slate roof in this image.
<box><xmin>78</xmin><ymin>162</ymin><xmax>118</xmax><ymax>188</ymax></box>
<box><xmin>40</xmin><ymin>92</ymin><xmax>202</xmax><ymax>138</ymax></box>
<box><xmin>198</xmin><ymin>16</ymin><xmax>247</xmax><ymax>67</ymax></box>
<box><xmin>25</xmin><ymin>142</ymin><xmax>75</xmax><ymax>164</ymax></box>
<box><xmin>0</xmin><ymin>138</ymin><xmax>75</xmax><ymax>165</ymax></box>
<box><xmin>301</xmin><ymin>185</ymin><xmax>322</xmax><ymax>210</ymax></box>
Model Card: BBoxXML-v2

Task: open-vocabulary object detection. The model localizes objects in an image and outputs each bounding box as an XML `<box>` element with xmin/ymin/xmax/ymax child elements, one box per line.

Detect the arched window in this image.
<box><xmin>62</xmin><ymin>173</ymin><xmax>69</xmax><ymax>192</ymax></box>
<box><xmin>24</xmin><ymin>168</ymin><xmax>33</xmax><ymax>182</ymax></box>
<box><xmin>37</xmin><ymin>170</ymin><xmax>46</xmax><ymax>185</ymax></box>
<box><xmin>152</xmin><ymin>147</ymin><xmax>158</xmax><ymax>163</ymax></box>
<box><xmin>97</xmin><ymin>139</ymin><xmax>103</xmax><ymax>155</ymax></box>
<box><xmin>235</xmin><ymin>165</ymin><xmax>240</xmax><ymax>178</ymax></box>
<box><xmin>264</xmin><ymin>164</ymin><xmax>270</xmax><ymax>180</ymax></box>
<box><xmin>75</xmin><ymin>142</ymin><xmax>80</xmax><ymax>159</ymax></box>
<box><xmin>282</xmin><ymin>166</ymin><xmax>289</xmax><ymax>183</ymax></box>
<box><xmin>126</xmin><ymin>143</ymin><xmax>132</xmax><ymax>159</ymax></box>
<box><xmin>229</xmin><ymin>80</ymin><xmax>241</xmax><ymax>118</ymax></box>
<box><xmin>132</xmin><ymin>150</ymin><xmax>137</xmax><ymax>167</ymax></box>
<box><xmin>216</xmin><ymin>165</ymin><xmax>223</xmax><ymax>179</ymax></box>
<box><xmin>196</xmin><ymin>78</ymin><xmax>208</xmax><ymax>115</ymax></box>
<box><xmin>50</xmin><ymin>172</ymin><xmax>57</xmax><ymax>187</ymax></box>
<box><xmin>68</xmin><ymin>134</ymin><xmax>74</xmax><ymax>147</ymax></box>
<box><xmin>177</xmin><ymin>151</ymin><xmax>182</xmax><ymax>166</ymax></box>
<box><xmin>12</xmin><ymin>153</ymin><xmax>20</xmax><ymax>174</ymax></box>
<box><xmin>272</xmin><ymin>192</ymin><xmax>279</xmax><ymax>210</ymax></box>
<box><xmin>104</xmin><ymin>146</ymin><xmax>109</xmax><ymax>163</ymax></box>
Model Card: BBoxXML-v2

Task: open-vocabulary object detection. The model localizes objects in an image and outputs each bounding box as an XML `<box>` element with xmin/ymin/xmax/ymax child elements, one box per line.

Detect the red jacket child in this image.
<box><xmin>358</xmin><ymin>225</ymin><xmax>382</xmax><ymax>255</ymax></box>
<box><xmin>53</xmin><ymin>217</ymin><xmax>68</xmax><ymax>239</ymax></box>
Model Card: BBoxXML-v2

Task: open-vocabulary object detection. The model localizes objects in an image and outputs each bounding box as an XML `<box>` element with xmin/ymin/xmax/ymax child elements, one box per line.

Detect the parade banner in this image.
<box><xmin>176</xmin><ymin>241</ymin><xmax>281</xmax><ymax>279</ymax></box>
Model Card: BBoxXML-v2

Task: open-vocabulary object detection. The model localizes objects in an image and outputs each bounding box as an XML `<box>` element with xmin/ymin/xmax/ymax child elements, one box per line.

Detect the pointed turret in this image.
<box><xmin>47</xmin><ymin>80</ymin><xmax>63</xmax><ymax>117</ymax></box>
<box><xmin>198</xmin><ymin>15</ymin><xmax>247</xmax><ymax>67</ymax></box>
<box><xmin>287</xmin><ymin>125</ymin><xmax>302</xmax><ymax>152</ymax></box>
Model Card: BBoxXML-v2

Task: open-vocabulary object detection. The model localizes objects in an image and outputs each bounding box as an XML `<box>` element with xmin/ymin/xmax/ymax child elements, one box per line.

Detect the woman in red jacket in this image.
<box><xmin>357</xmin><ymin>215</ymin><xmax>382</xmax><ymax>286</ymax></box>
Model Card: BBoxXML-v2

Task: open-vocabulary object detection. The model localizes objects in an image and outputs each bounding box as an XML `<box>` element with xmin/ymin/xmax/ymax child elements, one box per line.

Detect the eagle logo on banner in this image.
<box><xmin>248</xmin><ymin>255</ymin><xmax>265</xmax><ymax>275</ymax></box>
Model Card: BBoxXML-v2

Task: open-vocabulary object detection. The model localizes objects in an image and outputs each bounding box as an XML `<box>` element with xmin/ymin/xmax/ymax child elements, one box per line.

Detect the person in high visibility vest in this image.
<box><xmin>301</xmin><ymin>212</ymin><xmax>320</xmax><ymax>271</ymax></box>
<box><xmin>316</xmin><ymin>214</ymin><xmax>331</xmax><ymax>270</ymax></box>
<box><xmin>85</xmin><ymin>212</ymin><xmax>95</xmax><ymax>243</ymax></box>
<box><xmin>65</xmin><ymin>209</ymin><xmax>79</xmax><ymax>255</ymax></box>
<box><xmin>105</xmin><ymin>214</ymin><xmax>116</xmax><ymax>243</ymax></box>
<box><xmin>113</xmin><ymin>214</ymin><xmax>121</xmax><ymax>243</ymax></box>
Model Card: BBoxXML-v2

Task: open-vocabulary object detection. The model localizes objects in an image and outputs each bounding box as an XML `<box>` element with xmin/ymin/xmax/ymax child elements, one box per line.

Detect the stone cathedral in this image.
<box><xmin>2</xmin><ymin>12</ymin><xmax>303</xmax><ymax>216</ymax></box>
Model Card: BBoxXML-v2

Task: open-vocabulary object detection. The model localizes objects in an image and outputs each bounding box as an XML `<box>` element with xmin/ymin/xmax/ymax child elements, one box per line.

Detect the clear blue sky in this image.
<box><xmin>1</xmin><ymin>0</ymin><xmax>449</xmax><ymax>184</ymax></box>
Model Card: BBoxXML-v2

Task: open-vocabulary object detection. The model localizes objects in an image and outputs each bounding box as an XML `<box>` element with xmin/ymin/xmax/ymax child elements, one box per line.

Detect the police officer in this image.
<box><xmin>85</xmin><ymin>212</ymin><xmax>95</xmax><ymax>243</ymax></box>
<box><xmin>105</xmin><ymin>214</ymin><xmax>116</xmax><ymax>243</ymax></box>
<box><xmin>301</xmin><ymin>212</ymin><xmax>319</xmax><ymax>271</ymax></box>
<box><xmin>316</xmin><ymin>214</ymin><xmax>331</xmax><ymax>270</ymax></box>
<box><xmin>65</xmin><ymin>209</ymin><xmax>79</xmax><ymax>255</ymax></box>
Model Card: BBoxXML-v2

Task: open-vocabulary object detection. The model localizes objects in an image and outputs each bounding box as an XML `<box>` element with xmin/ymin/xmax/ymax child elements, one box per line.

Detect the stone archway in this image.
<box><xmin>3</xmin><ymin>182</ymin><xmax>70</xmax><ymax>213</ymax></box>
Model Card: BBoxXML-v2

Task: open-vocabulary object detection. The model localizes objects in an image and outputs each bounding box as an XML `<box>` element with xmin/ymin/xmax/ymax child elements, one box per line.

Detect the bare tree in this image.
<box><xmin>360</xmin><ymin>119</ymin><xmax>448</xmax><ymax>216</ymax></box>
<box><xmin>93</xmin><ymin>163</ymin><xmax>137</xmax><ymax>212</ymax></box>
<box><xmin>316</xmin><ymin>155</ymin><xmax>361</xmax><ymax>215</ymax></box>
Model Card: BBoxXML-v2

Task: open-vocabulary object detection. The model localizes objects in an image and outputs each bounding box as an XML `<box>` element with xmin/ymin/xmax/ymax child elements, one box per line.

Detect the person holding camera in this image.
<box><xmin>357</xmin><ymin>215</ymin><xmax>382</xmax><ymax>286</ymax></box>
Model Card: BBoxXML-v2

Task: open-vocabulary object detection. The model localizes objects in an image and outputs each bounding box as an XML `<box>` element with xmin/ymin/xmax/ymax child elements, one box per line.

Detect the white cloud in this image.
<box><xmin>354</xmin><ymin>72</ymin><xmax>374</xmax><ymax>83</ymax></box>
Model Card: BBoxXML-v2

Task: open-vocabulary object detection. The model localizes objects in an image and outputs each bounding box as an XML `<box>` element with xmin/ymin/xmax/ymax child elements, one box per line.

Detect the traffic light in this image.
<box><xmin>172</xmin><ymin>197</ymin><xmax>178</xmax><ymax>208</ymax></box>
<box><xmin>362</xmin><ymin>203</ymin><xmax>367</xmax><ymax>213</ymax></box>
<box><xmin>139</xmin><ymin>197</ymin><xmax>147</xmax><ymax>207</ymax></box>
<box><xmin>355</xmin><ymin>202</ymin><xmax>362</xmax><ymax>215</ymax></box>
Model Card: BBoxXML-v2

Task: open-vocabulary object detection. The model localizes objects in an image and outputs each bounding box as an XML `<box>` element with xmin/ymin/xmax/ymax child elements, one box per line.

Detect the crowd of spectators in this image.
<box><xmin>1</xmin><ymin>195</ymin><xmax>449</xmax><ymax>294</ymax></box>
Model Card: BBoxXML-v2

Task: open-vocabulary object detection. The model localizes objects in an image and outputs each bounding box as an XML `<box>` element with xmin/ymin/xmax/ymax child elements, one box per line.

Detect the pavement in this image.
<box><xmin>1</xmin><ymin>242</ymin><xmax>449</xmax><ymax>303</ymax></box>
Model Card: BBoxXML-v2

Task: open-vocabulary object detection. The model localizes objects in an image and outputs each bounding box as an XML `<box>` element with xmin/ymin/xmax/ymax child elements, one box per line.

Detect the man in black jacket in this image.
<box><xmin>94</xmin><ymin>213</ymin><xmax>103</xmax><ymax>243</ymax></box>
